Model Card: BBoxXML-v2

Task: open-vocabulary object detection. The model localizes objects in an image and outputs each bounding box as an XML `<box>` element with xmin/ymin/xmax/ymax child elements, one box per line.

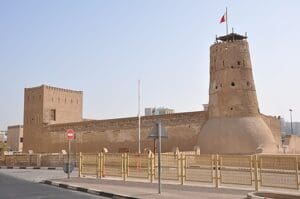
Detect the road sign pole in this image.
<box><xmin>68</xmin><ymin>139</ymin><xmax>70</xmax><ymax>179</ymax></box>
<box><xmin>147</xmin><ymin>121</ymin><xmax>167</xmax><ymax>195</ymax></box>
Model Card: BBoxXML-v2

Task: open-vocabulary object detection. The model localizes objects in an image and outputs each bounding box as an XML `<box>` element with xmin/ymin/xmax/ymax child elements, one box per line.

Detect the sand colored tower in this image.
<box><xmin>198</xmin><ymin>33</ymin><xmax>277</xmax><ymax>154</ymax></box>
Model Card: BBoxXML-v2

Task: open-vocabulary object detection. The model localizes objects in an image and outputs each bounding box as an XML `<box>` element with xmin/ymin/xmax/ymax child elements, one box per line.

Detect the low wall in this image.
<box><xmin>41</xmin><ymin>111</ymin><xmax>208</xmax><ymax>153</ymax></box>
<box><xmin>283</xmin><ymin>135</ymin><xmax>300</xmax><ymax>154</ymax></box>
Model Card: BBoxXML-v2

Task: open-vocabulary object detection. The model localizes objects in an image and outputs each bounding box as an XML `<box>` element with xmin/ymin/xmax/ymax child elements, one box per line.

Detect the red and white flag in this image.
<box><xmin>219</xmin><ymin>13</ymin><xmax>226</xmax><ymax>23</ymax></box>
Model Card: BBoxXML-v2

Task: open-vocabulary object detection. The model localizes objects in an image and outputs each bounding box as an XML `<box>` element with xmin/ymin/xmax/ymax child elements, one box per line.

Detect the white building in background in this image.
<box><xmin>7</xmin><ymin>125</ymin><xmax>23</xmax><ymax>152</ymax></box>
<box><xmin>145</xmin><ymin>107</ymin><xmax>175</xmax><ymax>116</ymax></box>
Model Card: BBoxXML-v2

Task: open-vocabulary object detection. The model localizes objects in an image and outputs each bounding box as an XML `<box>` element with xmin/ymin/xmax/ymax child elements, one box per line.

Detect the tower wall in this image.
<box><xmin>23</xmin><ymin>86</ymin><xmax>44</xmax><ymax>152</ymax></box>
<box><xmin>198</xmin><ymin>35</ymin><xmax>278</xmax><ymax>154</ymax></box>
<box><xmin>23</xmin><ymin>85</ymin><xmax>83</xmax><ymax>152</ymax></box>
<box><xmin>209</xmin><ymin>40</ymin><xmax>259</xmax><ymax>118</ymax></box>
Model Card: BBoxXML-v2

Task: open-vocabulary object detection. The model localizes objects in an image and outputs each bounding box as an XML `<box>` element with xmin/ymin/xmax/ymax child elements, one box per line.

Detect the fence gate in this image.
<box><xmin>259</xmin><ymin>155</ymin><xmax>299</xmax><ymax>189</ymax></box>
<box><xmin>102</xmin><ymin>153</ymin><xmax>124</xmax><ymax>179</ymax></box>
<box><xmin>155</xmin><ymin>154</ymin><xmax>180</xmax><ymax>182</ymax></box>
<box><xmin>81</xmin><ymin>153</ymin><xmax>97</xmax><ymax>177</ymax></box>
<box><xmin>184</xmin><ymin>154</ymin><xmax>214</xmax><ymax>185</ymax></box>
<box><xmin>219</xmin><ymin>155</ymin><xmax>253</xmax><ymax>187</ymax></box>
<box><xmin>126</xmin><ymin>153</ymin><xmax>150</xmax><ymax>180</ymax></box>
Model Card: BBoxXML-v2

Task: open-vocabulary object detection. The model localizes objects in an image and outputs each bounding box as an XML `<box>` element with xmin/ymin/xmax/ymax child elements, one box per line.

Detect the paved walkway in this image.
<box><xmin>50</xmin><ymin>177</ymin><xmax>249</xmax><ymax>199</ymax></box>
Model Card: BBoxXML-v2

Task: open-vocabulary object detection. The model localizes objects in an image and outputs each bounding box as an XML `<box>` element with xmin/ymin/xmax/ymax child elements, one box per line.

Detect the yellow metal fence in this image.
<box><xmin>79</xmin><ymin>153</ymin><xmax>300</xmax><ymax>191</ymax></box>
<box><xmin>0</xmin><ymin>153</ymin><xmax>77</xmax><ymax>167</ymax></box>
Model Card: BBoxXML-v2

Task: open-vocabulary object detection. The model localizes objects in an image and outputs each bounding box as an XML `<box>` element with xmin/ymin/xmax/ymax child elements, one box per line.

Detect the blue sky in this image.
<box><xmin>0</xmin><ymin>0</ymin><xmax>299</xmax><ymax>130</ymax></box>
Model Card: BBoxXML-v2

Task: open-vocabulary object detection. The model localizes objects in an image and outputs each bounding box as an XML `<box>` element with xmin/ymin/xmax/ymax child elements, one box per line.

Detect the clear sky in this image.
<box><xmin>0</xmin><ymin>0</ymin><xmax>299</xmax><ymax>130</ymax></box>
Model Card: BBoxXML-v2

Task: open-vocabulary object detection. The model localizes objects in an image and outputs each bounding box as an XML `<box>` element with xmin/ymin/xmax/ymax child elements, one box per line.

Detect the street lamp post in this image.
<box><xmin>289</xmin><ymin>109</ymin><xmax>293</xmax><ymax>135</ymax></box>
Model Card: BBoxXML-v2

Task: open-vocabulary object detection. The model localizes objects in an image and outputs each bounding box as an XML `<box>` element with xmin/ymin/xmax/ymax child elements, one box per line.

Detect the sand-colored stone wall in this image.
<box><xmin>7</xmin><ymin>125</ymin><xmax>23</xmax><ymax>152</ymax></box>
<box><xmin>23</xmin><ymin>86</ymin><xmax>44</xmax><ymax>152</ymax></box>
<box><xmin>40</xmin><ymin>111</ymin><xmax>208</xmax><ymax>153</ymax></box>
<box><xmin>43</xmin><ymin>85</ymin><xmax>83</xmax><ymax>124</ymax></box>
<box><xmin>261</xmin><ymin>114</ymin><xmax>282</xmax><ymax>147</ymax></box>
<box><xmin>283</xmin><ymin>135</ymin><xmax>300</xmax><ymax>154</ymax></box>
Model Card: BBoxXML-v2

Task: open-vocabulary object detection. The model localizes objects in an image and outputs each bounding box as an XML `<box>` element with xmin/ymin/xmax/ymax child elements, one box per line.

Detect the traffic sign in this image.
<box><xmin>66</xmin><ymin>129</ymin><xmax>75</xmax><ymax>140</ymax></box>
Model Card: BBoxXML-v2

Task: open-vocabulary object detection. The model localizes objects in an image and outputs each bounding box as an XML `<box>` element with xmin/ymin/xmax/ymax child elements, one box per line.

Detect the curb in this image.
<box><xmin>41</xmin><ymin>180</ymin><xmax>138</xmax><ymax>199</ymax></box>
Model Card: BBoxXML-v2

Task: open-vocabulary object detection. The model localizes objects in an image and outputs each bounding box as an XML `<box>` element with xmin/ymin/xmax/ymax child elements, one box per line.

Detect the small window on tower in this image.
<box><xmin>237</xmin><ymin>61</ymin><xmax>241</xmax><ymax>65</ymax></box>
<box><xmin>50</xmin><ymin>109</ymin><xmax>56</xmax><ymax>121</ymax></box>
<box><xmin>20</xmin><ymin>137</ymin><xmax>23</xmax><ymax>143</ymax></box>
<box><xmin>231</xmin><ymin>82</ymin><xmax>235</xmax><ymax>87</ymax></box>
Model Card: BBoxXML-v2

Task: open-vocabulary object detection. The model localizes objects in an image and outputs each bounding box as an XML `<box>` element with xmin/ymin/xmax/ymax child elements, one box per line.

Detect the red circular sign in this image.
<box><xmin>66</xmin><ymin>129</ymin><xmax>75</xmax><ymax>140</ymax></box>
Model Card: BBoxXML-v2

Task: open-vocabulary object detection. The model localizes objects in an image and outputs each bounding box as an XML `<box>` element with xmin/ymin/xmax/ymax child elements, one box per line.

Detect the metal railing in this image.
<box><xmin>0</xmin><ymin>153</ymin><xmax>77</xmax><ymax>167</ymax></box>
<box><xmin>79</xmin><ymin>152</ymin><xmax>300</xmax><ymax>191</ymax></box>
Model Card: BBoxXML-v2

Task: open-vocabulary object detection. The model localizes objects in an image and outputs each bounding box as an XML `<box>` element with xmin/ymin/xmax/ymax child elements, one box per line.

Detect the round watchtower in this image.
<box><xmin>198</xmin><ymin>33</ymin><xmax>277</xmax><ymax>154</ymax></box>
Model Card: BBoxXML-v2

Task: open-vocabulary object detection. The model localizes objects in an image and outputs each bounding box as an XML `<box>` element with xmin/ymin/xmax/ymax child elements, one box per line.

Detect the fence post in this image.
<box><xmin>180</xmin><ymin>153</ymin><xmax>184</xmax><ymax>185</ymax></box>
<box><xmin>215</xmin><ymin>154</ymin><xmax>219</xmax><ymax>188</ymax></box>
<box><xmin>126</xmin><ymin>153</ymin><xmax>129</xmax><ymax>179</ymax></box>
<box><xmin>97</xmin><ymin>153</ymin><xmax>100</xmax><ymax>178</ymax></box>
<box><xmin>296</xmin><ymin>156</ymin><xmax>299</xmax><ymax>190</ymax></box>
<box><xmin>122</xmin><ymin>153</ymin><xmax>126</xmax><ymax>181</ymax></box>
<box><xmin>254</xmin><ymin>155</ymin><xmax>259</xmax><ymax>191</ymax></box>
<box><xmin>148</xmin><ymin>152</ymin><xmax>151</xmax><ymax>182</ymax></box>
<box><xmin>149</xmin><ymin>152</ymin><xmax>154</xmax><ymax>183</ymax></box>
<box><xmin>102</xmin><ymin>152</ymin><xmax>105</xmax><ymax>177</ymax></box>
<box><xmin>78</xmin><ymin>152</ymin><xmax>82</xmax><ymax>177</ymax></box>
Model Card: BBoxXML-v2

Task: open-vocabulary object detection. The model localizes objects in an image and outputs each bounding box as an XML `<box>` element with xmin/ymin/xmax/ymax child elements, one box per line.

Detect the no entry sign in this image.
<box><xmin>66</xmin><ymin>129</ymin><xmax>75</xmax><ymax>140</ymax></box>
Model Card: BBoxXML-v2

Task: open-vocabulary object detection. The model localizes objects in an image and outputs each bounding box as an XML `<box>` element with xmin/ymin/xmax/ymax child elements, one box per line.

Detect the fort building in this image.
<box><xmin>23</xmin><ymin>33</ymin><xmax>283</xmax><ymax>154</ymax></box>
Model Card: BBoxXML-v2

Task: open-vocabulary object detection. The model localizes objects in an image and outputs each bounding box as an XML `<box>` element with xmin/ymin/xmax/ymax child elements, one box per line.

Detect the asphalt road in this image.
<box><xmin>0</xmin><ymin>173</ymin><xmax>107</xmax><ymax>199</ymax></box>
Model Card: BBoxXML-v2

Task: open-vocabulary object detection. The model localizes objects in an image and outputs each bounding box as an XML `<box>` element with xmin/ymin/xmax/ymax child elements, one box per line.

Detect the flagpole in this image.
<box><xmin>138</xmin><ymin>79</ymin><xmax>141</xmax><ymax>154</ymax></box>
<box><xmin>226</xmin><ymin>7</ymin><xmax>228</xmax><ymax>35</ymax></box>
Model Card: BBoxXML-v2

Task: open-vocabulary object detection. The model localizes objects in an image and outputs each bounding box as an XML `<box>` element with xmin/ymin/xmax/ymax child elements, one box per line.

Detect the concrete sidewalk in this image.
<box><xmin>46</xmin><ymin>177</ymin><xmax>250</xmax><ymax>199</ymax></box>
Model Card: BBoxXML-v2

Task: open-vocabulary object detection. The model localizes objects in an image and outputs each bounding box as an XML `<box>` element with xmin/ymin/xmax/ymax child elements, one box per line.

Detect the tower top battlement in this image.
<box><xmin>216</xmin><ymin>33</ymin><xmax>247</xmax><ymax>42</ymax></box>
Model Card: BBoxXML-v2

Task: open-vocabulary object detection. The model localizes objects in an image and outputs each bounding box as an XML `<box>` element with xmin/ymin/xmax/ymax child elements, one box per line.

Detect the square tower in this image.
<box><xmin>23</xmin><ymin>85</ymin><xmax>83</xmax><ymax>152</ymax></box>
